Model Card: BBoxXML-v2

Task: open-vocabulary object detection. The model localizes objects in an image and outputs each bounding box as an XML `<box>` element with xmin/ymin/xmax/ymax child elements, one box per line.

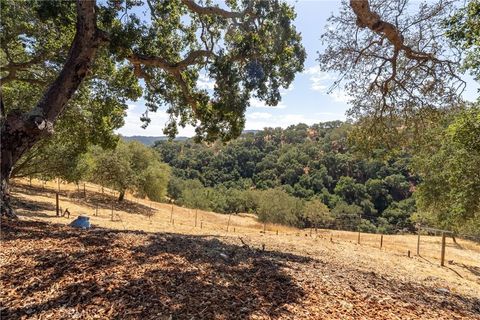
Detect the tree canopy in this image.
<box><xmin>154</xmin><ymin>122</ymin><xmax>417</xmax><ymax>232</ymax></box>
<box><xmin>318</xmin><ymin>0</ymin><xmax>477</xmax><ymax>147</ymax></box>
<box><xmin>89</xmin><ymin>140</ymin><xmax>170</xmax><ymax>201</ymax></box>
<box><xmin>1</xmin><ymin>0</ymin><xmax>306</xmax><ymax>217</ymax></box>
<box><xmin>1</xmin><ymin>0</ymin><xmax>305</xmax><ymax>141</ymax></box>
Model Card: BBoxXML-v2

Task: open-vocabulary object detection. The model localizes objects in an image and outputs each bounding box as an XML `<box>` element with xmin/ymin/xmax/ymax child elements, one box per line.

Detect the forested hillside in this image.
<box><xmin>154</xmin><ymin>121</ymin><xmax>417</xmax><ymax>233</ymax></box>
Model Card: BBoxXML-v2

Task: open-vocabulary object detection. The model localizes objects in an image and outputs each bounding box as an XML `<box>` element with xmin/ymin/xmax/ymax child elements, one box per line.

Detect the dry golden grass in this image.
<box><xmin>10</xmin><ymin>178</ymin><xmax>480</xmax><ymax>300</ymax></box>
<box><xmin>11</xmin><ymin>178</ymin><xmax>296</xmax><ymax>236</ymax></box>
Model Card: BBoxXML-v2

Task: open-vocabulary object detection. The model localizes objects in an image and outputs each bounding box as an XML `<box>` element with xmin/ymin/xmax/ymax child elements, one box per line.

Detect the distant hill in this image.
<box><xmin>242</xmin><ymin>130</ymin><xmax>261</xmax><ymax>134</ymax></box>
<box><xmin>122</xmin><ymin>130</ymin><xmax>261</xmax><ymax>146</ymax></box>
<box><xmin>121</xmin><ymin>135</ymin><xmax>188</xmax><ymax>146</ymax></box>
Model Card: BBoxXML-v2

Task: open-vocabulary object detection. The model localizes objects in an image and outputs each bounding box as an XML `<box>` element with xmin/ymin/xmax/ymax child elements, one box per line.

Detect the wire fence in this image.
<box><xmin>11</xmin><ymin>178</ymin><xmax>479</xmax><ymax>268</ymax></box>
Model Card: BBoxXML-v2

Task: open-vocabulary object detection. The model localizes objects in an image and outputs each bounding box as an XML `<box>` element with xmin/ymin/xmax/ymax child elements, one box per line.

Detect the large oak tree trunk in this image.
<box><xmin>1</xmin><ymin>145</ymin><xmax>15</xmax><ymax>218</ymax></box>
<box><xmin>0</xmin><ymin>0</ymin><xmax>104</xmax><ymax>218</ymax></box>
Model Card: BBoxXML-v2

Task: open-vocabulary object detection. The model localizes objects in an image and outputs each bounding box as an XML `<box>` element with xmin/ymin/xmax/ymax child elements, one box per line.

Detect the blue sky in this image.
<box><xmin>118</xmin><ymin>1</ymin><xmax>479</xmax><ymax>137</ymax></box>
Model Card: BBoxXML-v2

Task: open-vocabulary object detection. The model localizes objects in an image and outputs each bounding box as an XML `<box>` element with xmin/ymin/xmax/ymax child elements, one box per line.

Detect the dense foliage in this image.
<box><xmin>1</xmin><ymin>0</ymin><xmax>305</xmax><ymax>218</ymax></box>
<box><xmin>155</xmin><ymin>122</ymin><xmax>417</xmax><ymax>232</ymax></box>
<box><xmin>87</xmin><ymin>141</ymin><xmax>171</xmax><ymax>202</ymax></box>
<box><xmin>413</xmin><ymin>106</ymin><xmax>480</xmax><ymax>236</ymax></box>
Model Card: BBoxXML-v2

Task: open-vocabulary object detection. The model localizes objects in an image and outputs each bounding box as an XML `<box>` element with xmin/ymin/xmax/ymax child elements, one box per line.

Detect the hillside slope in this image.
<box><xmin>2</xmin><ymin>180</ymin><xmax>480</xmax><ymax>319</ymax></box>
<box><xmin>2</xmin><ymin>219</ymin><xmax>480</xmax><ymax>319</ymax></box>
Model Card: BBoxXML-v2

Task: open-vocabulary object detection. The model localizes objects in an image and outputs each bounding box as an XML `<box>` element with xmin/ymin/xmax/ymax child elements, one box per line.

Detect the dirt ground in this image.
<box><xmin>1</xmin><ymin>179</ymin><xmax>479</xmax><ymax>319</ymax></box>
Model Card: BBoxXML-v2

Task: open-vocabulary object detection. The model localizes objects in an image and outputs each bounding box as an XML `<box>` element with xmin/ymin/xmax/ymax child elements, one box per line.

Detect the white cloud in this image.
<box><xmin>245</xmin><ymin>112</ymin><xmax>346</xmax><ymax>131</ymax></box>
<box><xmin>247</xmin><ymin>112</ymin><xmax>273</xmax><ymax>120</ymax></box>
<box><xmin>117</xmin><ymin>104</ymin><xmax>195</xmax><ymax>137</ymax></box>
<box><xmin>304</xmin><ymin>65</ymin><xmax>334</xmax><ymax>92</ymax></box>
<box><xmin>197</xmin><ymin>74</ymin><xmax>215</xmax><ymax>90</ymax></box>
<box><xmin>250</xmin><ymin>97</ymin><xmax>287</xmax><ymax>109</ymax></box>
<box><xmin>304</xmin><ymin>65</ymin><xmax>352</xmax><ymax>103</ymax></box>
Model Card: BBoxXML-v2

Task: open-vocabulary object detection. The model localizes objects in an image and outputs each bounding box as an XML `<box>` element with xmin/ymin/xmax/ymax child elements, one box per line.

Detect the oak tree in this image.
<box><xmin>320</xmin><ymin>0</ymin><xmax>467</xmax><ymax>147</ymax></box>
<box><xmin>0</xmin><ymin>0</ymin><xmax>305</xmax><ymax>217</ymax></box>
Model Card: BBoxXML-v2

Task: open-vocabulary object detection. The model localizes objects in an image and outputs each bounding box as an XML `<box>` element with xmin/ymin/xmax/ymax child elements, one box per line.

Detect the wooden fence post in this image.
<box><xmin>227</xmin><ymin>214</ymin><xmax>231</xmax><ymax>232</ymax></box>
<box><xmin>83</xmin><ymin>183</ymin><xmax>86</xmax><ymax>198</ymax></box>
<box><xmin>357</xmin><ymin>231</ymin><xmax>361</xmax><ymax>244</ymax></box>
<box><xmin>417</xmin><ymin>227</ymin><xmax>421</xmax><ymax>256</ymax></box>
<box><xmin>380</xmin><ymin>234</ymin><xmax>383</xmax><ymax>249</ymax></box>
<box><xmin>170</xmin><ymin>205</ymin><xmax>174</xmax><ymax>224</ymax></box>
<box><xmin>441</xmin><ymin>232</ymin><xmax>446</xmax><ymax>266</ymax></box>
<box><xmin>200</xmin><ymin>221</ymin><xmax>203</xmax><ymax>229</ymax></box>
<box><xmin>55</xmin><ymin>193</ymin><xmax>59</xmax><ymax>216</ymax></box>
<box><xmin>263</xmin><ymin>222</ymin><xmax>266</xmax><ymax>233</ymax></box>
<box><xmin>195</xmin><ymin>209</ymin><xmax>198</xmax><ymax>227</ymax></box>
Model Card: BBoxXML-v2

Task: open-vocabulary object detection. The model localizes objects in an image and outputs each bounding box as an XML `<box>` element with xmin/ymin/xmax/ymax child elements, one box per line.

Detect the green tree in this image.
<box><xmin>91</xmin><ymin>141</ymin><xmax>170</xmax><ymax>202</ymax></box>
<box><xmin>137</xmin><ymin>163</ymin><xmax>171</xmax><ymax>202</ymax></box>
<box><xmin>91</xmin><ymin>144</ymin><xmax>135</xmax><ymax>201</ymax></box>
<box><xmin>1</xmin><ymin>0</ymin><xmax>305</xmax><ymax>217</ymax></box>
<box><xmin>303</xmin><ymin>198</ymin><xmax>333</xmax><ymax>229</ymax></box>
<box><xmin>446</xmin><ymin>0</ymin><xmax>480</xmax><ymax>87</ymax></box>
<box><xmin>319</xmin><ymin>0</ymin><xmax>469</xmax><ymax>149</ymax></box>
<box><xmin>381</xmin><ymin>199</ymin><xmax>415</xmax><ymax>232</ymax></box>
<box><xmin>257</xmin><ymin>188</ymin><xmax>303</xmax><ymax>226</ymax></box>
<box><xmin>366</xmin><ymin>178</ymin><xmax>391</xmax><ymax>213</ymax></box>
<box><xmin>331</xmin><ymin>202</ymin><xmax>362</xmax><ymax>231</ymax></box>
<box><xmin>333</xmin><ymin>176</ymin><xmax>368</xmax><ymax>206</ymax></box>
<box><xmin>414</xmin><ymin>107</ymin><xmax>480</xmax><ymax>235</ymax></box>
<box><xmin>383</xmin><ymin>174</ymin><xmax>410</xmax><ymax>202</ymax></box>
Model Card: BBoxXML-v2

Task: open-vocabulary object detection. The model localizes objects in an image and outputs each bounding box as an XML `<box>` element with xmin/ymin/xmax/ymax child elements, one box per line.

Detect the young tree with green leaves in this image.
<box><xmin>303</xmin><ymin>198</ymin><xmax>333</xmax><ymax>229</ymax></box>
<box><xmin>91</xmin><ymin>140</ymin><xmax>170</xmax><ymax>202</ymax></box>
<box><xmin>256</xmin><ymin>188</ymin><xmax>303</xmax><ymax>226</ymax></box>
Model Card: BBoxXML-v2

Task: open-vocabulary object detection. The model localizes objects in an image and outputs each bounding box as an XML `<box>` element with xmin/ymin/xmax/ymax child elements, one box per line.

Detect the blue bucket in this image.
<box><xmin>70</xmin><ymin>215</ymin><xmax>91</xmax><ymax>229</ymax></box>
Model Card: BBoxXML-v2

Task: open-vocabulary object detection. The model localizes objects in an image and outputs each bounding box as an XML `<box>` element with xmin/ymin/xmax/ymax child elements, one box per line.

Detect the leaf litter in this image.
<box><xmin>1</xmin><ymin>219</ymin><xmax>479</xmax><ymax>319</ymax></box>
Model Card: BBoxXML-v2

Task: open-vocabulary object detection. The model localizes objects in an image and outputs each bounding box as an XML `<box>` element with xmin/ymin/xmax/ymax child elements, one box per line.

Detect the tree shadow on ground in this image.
<box><xmin>10</xmin><ymin>196</ymin><xmax>56</xmax><ymax>219</ymax></box>
<box><xmin>11</xmin><ymin>182</ymin><xmax>156</xmax><ymax>217</ymax></box>
<box><xmin>81</xmin><ymin>192</ymin><xmax>156</xmax><ymax>216</ymax></box>
<box><xmin>1</xmin><ymin>220</ymin><xmax>308</xmax><ymax>319</ymax></box>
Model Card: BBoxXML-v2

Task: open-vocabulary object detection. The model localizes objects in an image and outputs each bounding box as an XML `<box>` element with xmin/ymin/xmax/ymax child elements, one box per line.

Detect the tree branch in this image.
<box><xmin>35</xmin><ymin>0</ymin><xmax>106</xmax><ymax>123</ymax></box>
<box><xmin>0</xmin><ymin>72</ymin><xmax>47</xmax><ymax>86</ymax></box>
<box><xmin>180</xmin><ymin>0</ymin><xmax>253</xmax><ymax>19</ymax></box>
<box><xmin>128</xmin><ymin>50</ymin><xmax>215</xmax><ymax>113</ymax></box>
<box><xmin>349</xmin><ymin>0</ymin><xmax>437</xmax><ymax>62</ymax></box>
<box><xmin>128</xmin><ymin>50</ymin><xmax>213</xmax><ymax>72</ymax></box>
<box><xmin>1</xmin><ymin>0</ymin><xmax>107</xmax><ymax>174</ymax></box>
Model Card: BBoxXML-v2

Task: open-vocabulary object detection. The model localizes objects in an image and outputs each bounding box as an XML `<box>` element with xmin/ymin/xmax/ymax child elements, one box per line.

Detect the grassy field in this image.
<box><xmin>2</xmin><ymin>179</ymin><xmax>479</xmax><ymax>319</ymax></box>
